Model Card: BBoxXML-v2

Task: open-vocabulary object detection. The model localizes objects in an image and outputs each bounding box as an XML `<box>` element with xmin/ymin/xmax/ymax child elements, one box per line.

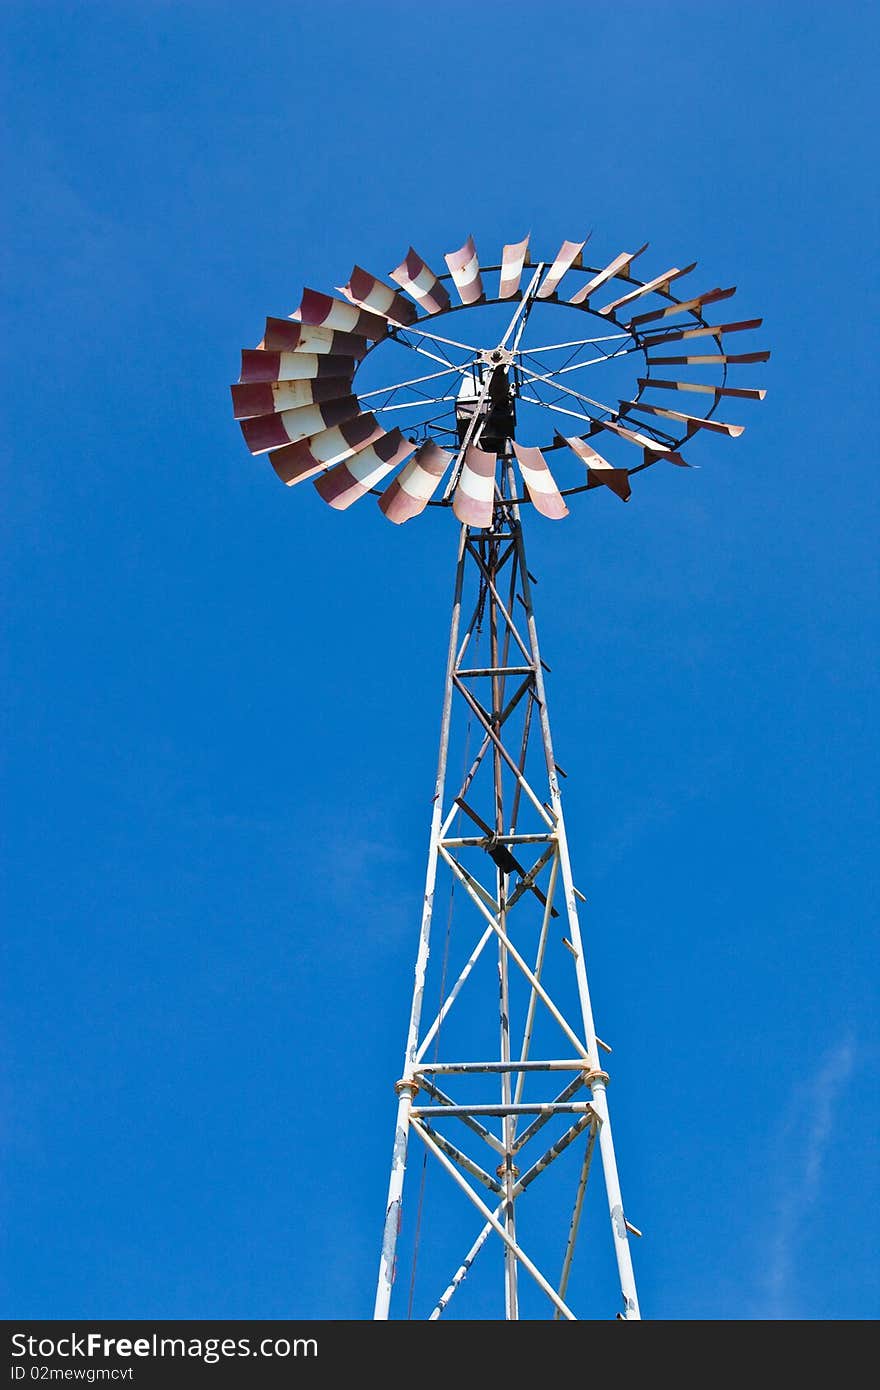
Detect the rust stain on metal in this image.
<box><xmin>445</xmin><ymin>235</ymin><xmax>484</xmax><ymax>305</ymax></box>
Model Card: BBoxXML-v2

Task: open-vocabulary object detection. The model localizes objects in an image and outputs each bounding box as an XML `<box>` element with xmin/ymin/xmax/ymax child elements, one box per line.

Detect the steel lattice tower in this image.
<box><xmin>231</xmin><ymin>232</ymin><xmax>766</xmax><ymax>1320</ymax></box>
<box><xmin>374</xmin><ymin>481</ymin><xmax>640</xmax><ymax>1320</ymax></box>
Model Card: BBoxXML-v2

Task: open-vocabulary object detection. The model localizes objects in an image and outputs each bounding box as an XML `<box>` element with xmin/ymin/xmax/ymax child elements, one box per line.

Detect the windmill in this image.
<box><xmin>231</xmin><ymin>234</ymin><xmax>767</xmax><ymax>1320</ymax></box>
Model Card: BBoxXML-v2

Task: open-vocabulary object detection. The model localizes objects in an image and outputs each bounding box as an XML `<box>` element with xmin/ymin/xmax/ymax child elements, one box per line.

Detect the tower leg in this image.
<box><xmin>373</xmin><ymin>526</ymin><xmax>468</xmax><ymax>1320</ymax></box>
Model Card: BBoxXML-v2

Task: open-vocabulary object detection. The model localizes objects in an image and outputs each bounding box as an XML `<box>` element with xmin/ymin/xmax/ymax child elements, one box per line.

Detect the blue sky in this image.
<box><xmin>2</xmin><ymin>1</ymin><xmax>877</xmax><ymax>1321</ymax></box>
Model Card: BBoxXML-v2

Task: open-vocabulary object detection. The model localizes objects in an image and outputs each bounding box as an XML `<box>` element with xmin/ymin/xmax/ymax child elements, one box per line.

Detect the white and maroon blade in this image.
<box><xmin>290</xmin><ymin>288</ymin><xmax>387</xmax><ymax>340</ymax></box>
<box><xmin>240</xmin><ymin>395</ymin><xmax>361</xmax><ymax>455</ymax></box>
<box><xmin>337</xmin><ymin>266</ymin><xmax>418</xmax><ymax>327</ymax></box>
<box><xmin>378</xmin><ymin>441</ymin><xmax>452</xmax><ymax>524</ymax></box>
<box><xmin>314</xmin><ymin>430</ymin><xmax>416</xmax><ymax>510</ymax></box>
<box><xmin>537</xmin><ymin>239</ymin><xmax>588</xmax><ymax>299</ymax></box>
<box><xmin>647</xmin><ymin>351</ymin><xmax>771</xmax><ymax>366</ymax></box>
<box><xmin>268</xmin><ymin>414</ymin><xmax>384</xmax><ymax>486</ymax></box>
<box><xmin>622</xmin><ymin>400</ymin><xmax>745</xmax><ymax>438</ymax></box>
<box><xmin>596</xmin><ymin>263</ymin><xmax>697</xmax><ymax>317</ymax></box>
<box><xmin>629</xmin><ymin>286</ymin><xmax>735</xmax><ymax>328</ymax></box>
<box><xmin>499</xmin><ymin>236</ymin><xmax>530</xmax><ymax>299</ymax></box>
<box><xmin>594</xmin><ymin>418</ymin><xmax>689</xmax><ymax>467</ymax></box>
<box><xmin>563</xmin><ymin>436</ymin><xmax>631</xmax><ymax>501</ymax></box>
<box><xmin>568</xmin><ymin>244</ymin><xmax>649</xmax><ymax>306</ymax></box>
<box><xmin>239</xmin><ymin>349</ymin><xmax>357</xmax><ymax>383</ymax></box>
<box><xmin>445</xmin><ymin>236</ymin><xmax>484</xmax><ymax>306</ymax></box>
<box><xmin>260</xmin><ymin>317</ymin><xmax>369</xmax><ymax>357</ymax></box>
<box><xmin>390</xmin><ymin>247</ymin><xmax>451</xmax><ymax>316</ymax></box>
<box><xmin>452</xmin><ymin>446</ymin><xmax>496</xmax><ymax>528</ymax></box>
<box><xmin>641</xmin><ymin>318</ymin><xmax>762</xmax><ymax>348</ymax></box>
<box><xmin>231</xmin><ymin>375</ymin><xmax>354</xmax><ymax>419</ymax></box>
<box><xmin>638</xmin><ymin>377</ymin><xmax>766</xmax><ymax>401</ymax></box>
<box><xmin>512</xmin><ymin>442</ymin><xmax>568</xmax><ymax>519</ymax></box>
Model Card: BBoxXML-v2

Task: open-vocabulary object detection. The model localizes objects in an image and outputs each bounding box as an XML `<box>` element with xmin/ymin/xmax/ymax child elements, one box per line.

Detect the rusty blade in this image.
<box><xmin>231</xmin><ymin>376</ymin><xmax>353</xmax><ymax>419</ymax></box>
<box><xmin>595</xmin><ymin>418</ymin><xmax>688</xmax><ymax>466</ymax></box>
<box><xmin>622</xmin><ymin>399</ymin><xmax>745</xmax><ymax>438</ymax></box>
<box><xmin>268</xmin><ymin>414</ymin><xmax>384</xmax><ymax>486</ymax></box>
<box><xmin>378</xmin><ymin>441</ymin><xmax>452</xmax><ymax>524</ymax></box>
<box><xmin>389</xmin><ymin>247</ymin><xmax>451</xmax><ymax>315</ymax></box>
<box><xmin>337</xmin><ymin>266</ymin><xmax>418</xmax><ymax>326</ymax></box>
<box><xmin>629</xmin><ymin>286</ymin><xmax>735</xmax><ymax>328</ymax></box>
<box><xmin>239</xmin><ymin>349</ymin><xmax>356</xmax><ymax>383</ymax></box>
<box><xmin>445</xmin><ymin>235</ymin><xmax>484</xmax><ymax>306</ymax></box>
<box><xmin>290</xmin><ymin>288</ymin><xmax>387</xmax><ymax>340</ymax></box>
<box><xmin>641</xmin><ymin>318</ymin><xmax>762</xmax><ymax>347</ymax></box>
<box><xmin>314</xmin><ymin>429</ymin><xmax>416</xmax><ymax>510</ymax></box>
<box><xmin>647</xmin><ymin>351</ymin><xmax>770</xmax><ymax>366</ymax></box>
<box><xmin>239</xmin><ymin>395</ymin><xmax>360</xmax><ymax>455</ymax></box>
<box><xmin>512</xmin><ymin>442</ymin><xmax>569</xmax><ymax>520</ymax></box>
<box><xmin>499</xmin><ymin>236</ymin><xmax>530</xmax><ymax>298</ymax></box>
<box><xmin>260</xmin><ymin>318</ymin><xmax>369</xmax><ymax>357</ymax></box>
<box><xmin>596</xmin><ymin>263</ymin><xmax>697</xmax><ymax>317</ymax></box>
<box><xmin>563</xmin><ymin>436</ymin><xmax>631</xmax><ymax>501</ymax></box>
<box><xmin>536</xmin><ymin>239</ymin><xmax>588</xmax><ymax>299</ymax></box>
<box><xmin>452</xmin><ymin>446</ymin><xmax>496</xmax><ymax>528</ymax></box>
<box><xmin>638</xmin><ymin>377</ymin><xmax>766</xmax><ymax>401</ymax></box>
<box><xmin>568</xmin><ymin>244</ymin><xmax>649</xmax><ymax>306</ymax></box>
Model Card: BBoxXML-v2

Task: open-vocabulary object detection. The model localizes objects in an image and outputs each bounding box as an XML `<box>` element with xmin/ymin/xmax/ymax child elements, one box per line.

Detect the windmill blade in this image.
<box><xmin>291</xmin><ymin>288</ymin><xmax>387</xmax><ymax>340</ymax></box>
<box><xmin>499</xmin><ymin>236</ymin><xmax>530</xmax><ymax>299</ymax></box>
<box><xmin>629</xmin><ymin>285</ymin><xmax>735</xmax><ymax>328</ymax></box>
<box><xmin>389</xmin><ymin>247</ymin><xmax>451</xmax><ymax>316</ymax></box>
<box><xmin>268</xmin><ymin>414</ymin><xmax>384</xmax><ymax>486</ymax></box>
<box><xmin>641</xmin><ymin>318</ymin><xmax>762</xmax><ymax>348</ymax></box>
<box><xmin>536</xmin><ymin>239</ymin><xmax>588</xmax><ymax>299</ymax></box>
<box><xmin>314</xmin><ymin>430</ymin><xmax>416</xmax><ymax>510</ymax></box>
<box><xmin>452</xmin><ymin>446</ymin><xmax>496</xmax><ymax>528</ymax></box>
<box><xmin>231</xmin><ymin>376</ymin><xmax>354</xmax><ymax>420</ymax></box>
<box><xmin>240</xmin><ymin>395</ymin><xmax>361</xmax><ymax>455</ymax></box>
<box><xmin>239</xmin><ymin>349</ymin><xmax>357</xmax><ymax>383</ymax></box>
<box><xmin>647</xmin><ymin>351</ymin><xmax>771</xmax><ymax>366</ymax></box>
<box><xmin>638</xmin><ymin>377</ymin><xmax>766</xmax><ymax>401</ymax></box>
<box><xmin>622</xmin><ymin>400</ymin><xmax>745</xmax><ymax>438</ymax></box>
<box><xmin>445</xmin><ymin>236</ymin><xmax>484</xmax><ymax>306</ymax></box>
<box><xmin>379</xmin><ymin>441</ymin><xmax>452</xmax><ymax>524</ymax></box>
<box><xmin>337</xmin><ymin>266</ymin><xmax>418</xmax><ymax>326</ymax></box>
<box><xmin>563</xmin><ymin>436</ymin><xmax>631</xmax><ymax>501</ymax></box>
<box><xmin>512</xmin><ymin>443</ymin><xmax>569</xmax><ymax>520</ymax></box>
<box><xmin>595</xmin><ymin>418</ymin><xmax>688</xmax><ymax>466</ymax></box>
<box><xmin>261</xmin><ymin>318</ymin><xmax>370</xmax><ymax>357</ymax></box>
<box><xmin>595</xmin><ymin>263</ymin><xmax>697</xmax><ymax>317</ymax></box>
<box><xmin>568</xmin><ymin>244</ymin><xmax>649</xmax><ymax>306</ymax></box>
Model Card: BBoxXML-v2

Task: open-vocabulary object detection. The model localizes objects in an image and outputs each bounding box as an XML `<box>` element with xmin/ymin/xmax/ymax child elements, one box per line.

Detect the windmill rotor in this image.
<box><xmin>232</xmin><ymin>234</ymin><xmax>767</xmax><ymax>519</ymax></box>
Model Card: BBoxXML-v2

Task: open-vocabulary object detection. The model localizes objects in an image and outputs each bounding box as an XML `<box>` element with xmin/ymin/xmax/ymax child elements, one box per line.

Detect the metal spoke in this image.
<box><xmin>500</xmin><ymin>264</ymin><xmax>545</xmax><ymax>349</ymax></box>
<box><xmin>373</xmin><ymin>396</ymin><xmax>458</xmax><ymax>413</ymax></box>
<box><xmin>390</xmin><ymin>336</ymin><xmax>470</xmax><ymax>371</ymax></box>
<box><xmin>516</xmin><ymin>333</ymin><xmax>632</xmax><ymax>352</ymax></box>
<box><xmin>519</xmin><ymin>394</ymin><xmax>598</xmax><ymax>426</ymax></box>
<box><xmin>357</xmin><ymin>364</ymin><xmax>463</xmax><ymax>400</ymax></box>
<box><xmin>517</xmin><ymin>361</ymin><xmax>621</xmax><ymax>417</ymax></box>
<box><xmin>394</xmin><ymin>323</ymin><xmax>483</xmax><ymax>355</ymax></box>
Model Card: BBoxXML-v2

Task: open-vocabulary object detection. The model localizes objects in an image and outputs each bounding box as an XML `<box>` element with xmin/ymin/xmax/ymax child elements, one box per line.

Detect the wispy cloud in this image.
<box><xmin>761</xmin><ymin>1038</ymin><xmax>856</xmax><ymax>1318</ymax></box>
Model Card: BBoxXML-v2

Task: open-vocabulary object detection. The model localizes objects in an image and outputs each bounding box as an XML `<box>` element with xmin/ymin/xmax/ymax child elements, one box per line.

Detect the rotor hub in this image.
<box><xmin>479</xmin><ymin>346</ymin><xmax>515</xmax><ymax>369</ymax></box>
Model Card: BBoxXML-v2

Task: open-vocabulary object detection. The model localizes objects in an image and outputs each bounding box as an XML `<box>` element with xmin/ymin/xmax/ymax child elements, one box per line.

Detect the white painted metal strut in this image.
<box><xmin>374</xmin><ymin>495</ymin><xmax>641</xmax><ymax>1320</ymax></box>
<box><xmin>506</xmin><ymin>460</ymin><xmax>641</xmax><ymax>1319</ymax></box>
<box><xmin>373</xmin><ymin>523</ymin><xmax>469</xmax><ymax>1321</ymax></box>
